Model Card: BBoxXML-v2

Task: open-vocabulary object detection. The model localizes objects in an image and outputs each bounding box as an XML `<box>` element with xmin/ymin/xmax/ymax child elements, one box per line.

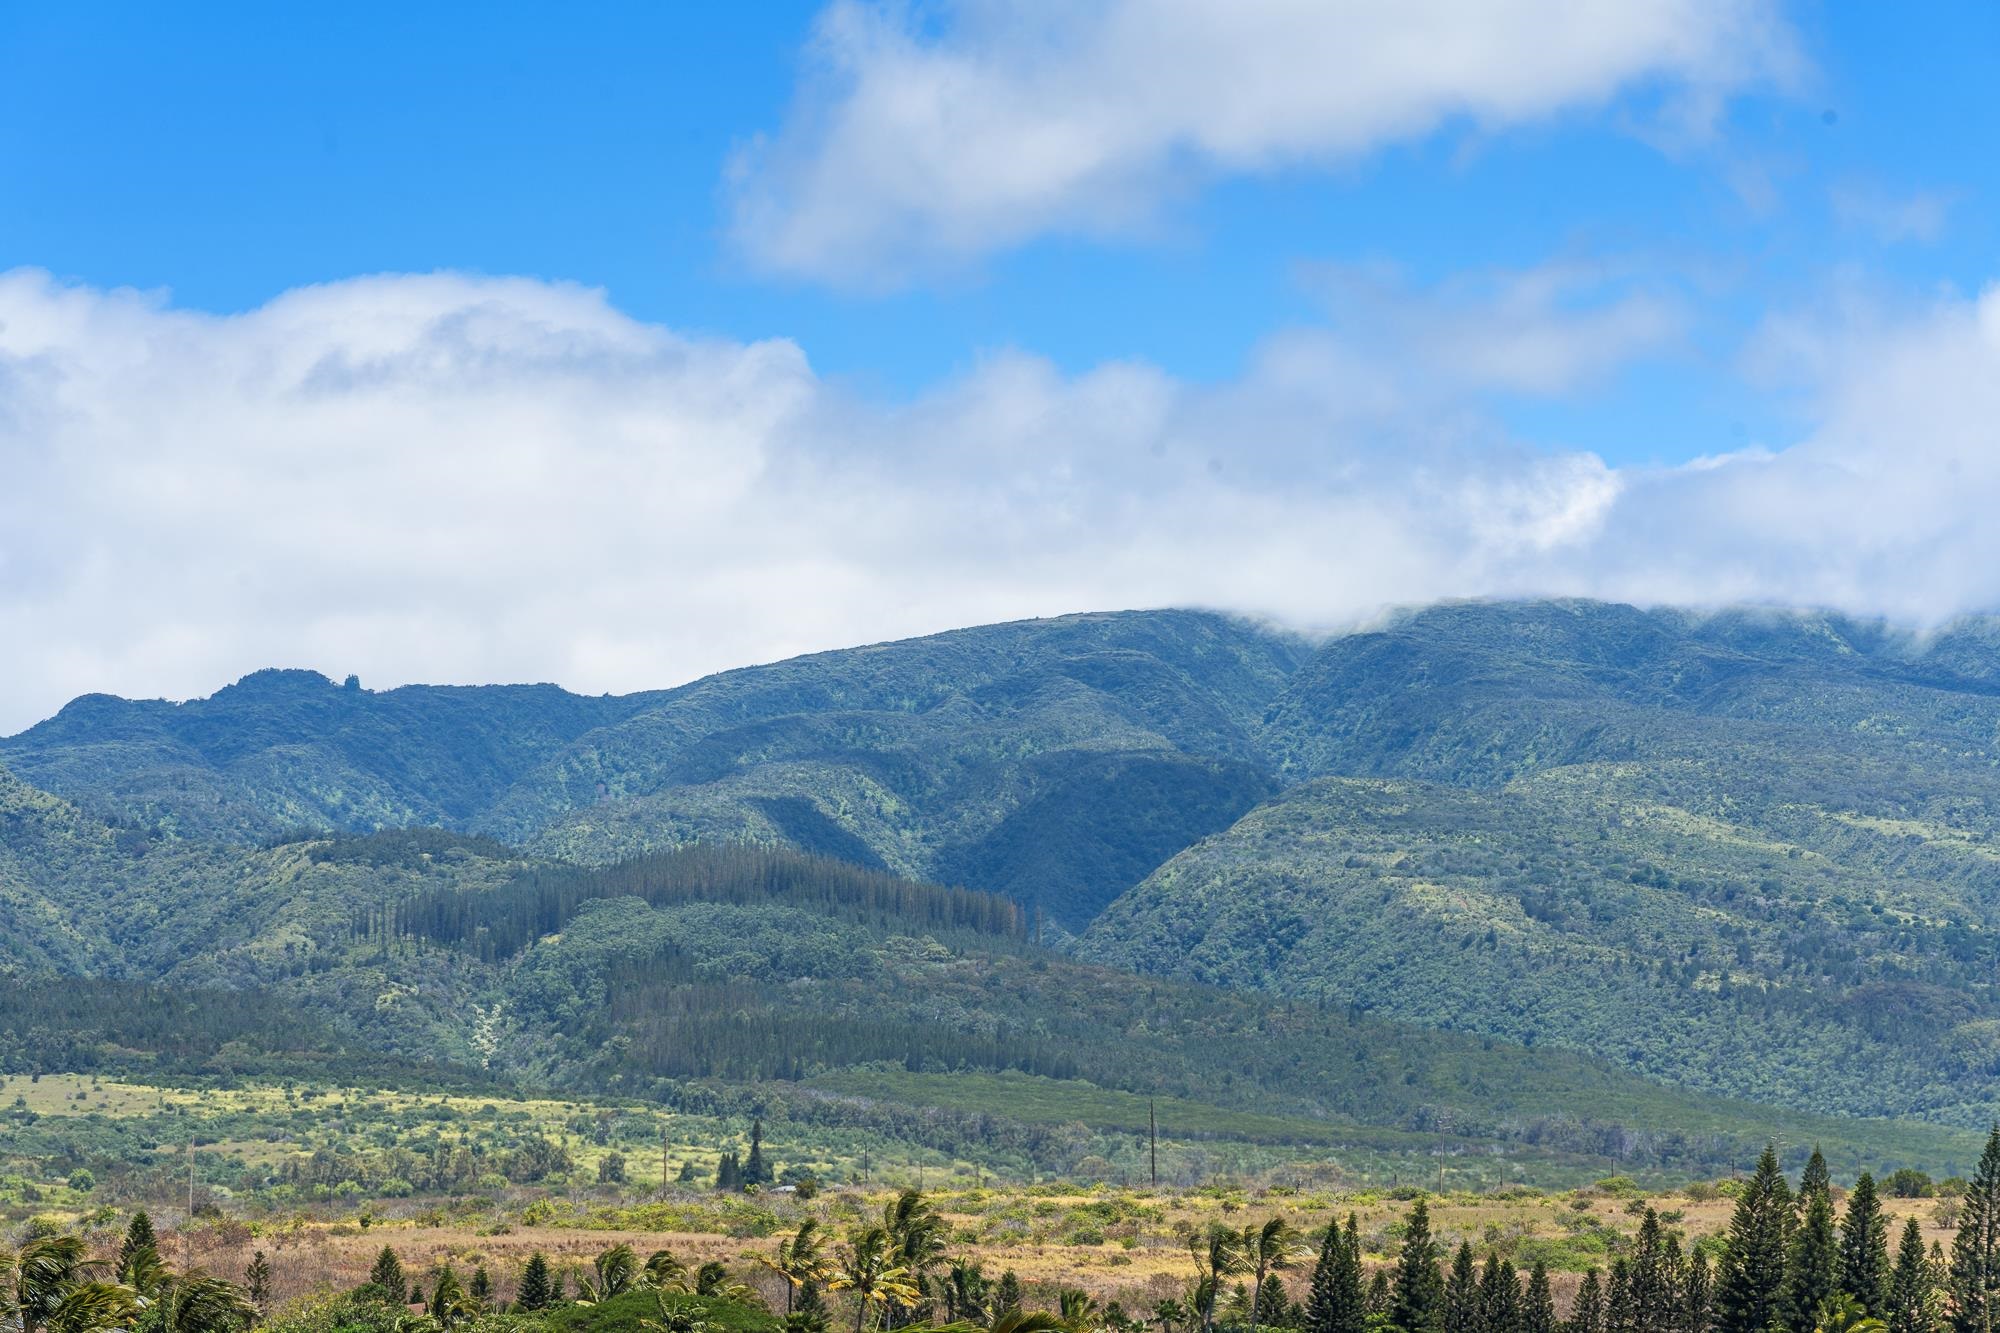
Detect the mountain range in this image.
<box><xmin>9</xmin><ymin>599</ymin><xmax>2000</xmax><ymax>1175</ymax></box>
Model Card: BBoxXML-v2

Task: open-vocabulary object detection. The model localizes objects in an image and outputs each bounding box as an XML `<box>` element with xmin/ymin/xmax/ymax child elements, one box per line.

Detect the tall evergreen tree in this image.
<box><xmin>796</xmin><ymin>1278</ymin><xmax>833</xmax><ymax>1333</ymax></box>
<box><xmin>1305</xmin><ymin>1215</ymin><xmax>1364</xmax><ymax>1333</ymax></box>
<box><xmin>1608</xmin><ymin>1261</ymin><xmax>1636</xmax><ymax>1333</ymax></box>
<box><xmin>1683</xmin><ymin>1248</ymin><xmax>1713</xmax><ymax>1333</ymax></box>
<box><xmin>1951</xmin><ymin>1127</ymin><xmax>2000</xmax><ymax>1333</ymax></box>
<box><xmin>1369</xmin><ymin>1274</ymin><xmax>1394</xmax><ymax>1318</ymax></box>
<box><xmin>744</xmin><ymin>1119</ymin><xmax>771</xmax><ymax>1188</ymax></box>
<box><xmin>470</xmin><ymin>1266</ymin><xmax>493</xmax><ymax>1309</ymax></box>
<box><xmin>516</xmin><ymin>1253</ymin><xmax>555</xmax><ymax>1313</ymax></box>
<box><xmin>1477</xmin><ymin>1256</ymin><xmax>1520</xmax><ymax>1333</ymax></box>
<box><xmin>1630</xmin><ymin>1209</ymin><xmax>1677</xmax><ymax>1333</ymax></box>
<box><xmin>1842</xmin><ymin>1173</ymin><xmax>1892</xmax><ymax>1317</ymax></box>
<box><xmin>369</xmin><ymin>1247</ymin><xmax>408</xmax><ymax>1302</ymax></box>
<box><xmin>120</xmin><ymin>1214</ymin><xmax>158</xmax><ymax>1283</ymax></box>
<box><xmin>1389</xmin><ymin>1200</ymin><xmax>1445</xmax><ymax>1333</ymax></box>
<box><xmin>1446</xmin><ymin>1244</ymin><xmax>1480</xmax><ymax>1333</ymax></box>
<box><xmin>1785</xmin><ymin>1149</ymin><xmax>1840</xmax><ymax>1333</ymax></box>
<box><xmin>1256</xmin><ymin>1276</ymin><xmax>1292</xmax><ymax>1329</ymax></box>
<box><xmin>1567</xmin><ymin>1272</ymin><xmax>1605</xmax><ymax>1333</ymax></box>
<box><xmin>1889</xmin><ymin>1220</ymin><xmax>1939</xmax><ymax>1333</ymax></box>
<box><xmin>245</xmin><ymin>1251</ymin><xmax>272</xmax><ymax>1312</ymax></box>
<box><xmin>995</xmin><ymin>1271</ymin><xmax>1024</xmax><ymax>1318</ymax></box>
<box><xmin>1716</xmin><ymin>1146</ymin><xmax>1793</xmax><ymax>1333</ymax></box>
<box><xmin>1523</xmin><ymin>1263</ymin><xmax>1557</xmax><ymax>1333</ymax></box>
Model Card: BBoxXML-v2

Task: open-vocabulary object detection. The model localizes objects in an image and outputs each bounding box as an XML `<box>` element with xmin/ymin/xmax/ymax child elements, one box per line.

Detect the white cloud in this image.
<box><xmin>1830</xmin><ymin>180</ymin><xmax>1954</xmax><ymax>244</ymax></box>
<box><xmin>727</xmin><ymin>0</ymin><xmax>1800</xmax><ymax>286</ymax></box>
<box><xmin>1</xmin><ymin>266</ymin><xmax>1998</xmax><ymax>733</ymax></box>
<box><xmin>1300</xmin><ymin>258</ymin><xmax>1688</xmax><ymax>395</ymax></box>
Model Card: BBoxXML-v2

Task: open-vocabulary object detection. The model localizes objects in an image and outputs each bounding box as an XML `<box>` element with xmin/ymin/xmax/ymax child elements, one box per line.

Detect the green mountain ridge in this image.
<box><xmin>16</xmin><ymin>597</ymin><xmax>2000</xmax><ymax>1158</ymax></box>
<box><xmin>1090</xmin><ymin>600</ymin><xmax>2000</xmax><ymax>1126</ymax></box>
<box><xmin>3</xmin><ymin>609</ymin><xmax>1306</xmax><ymax>927</ymax></box>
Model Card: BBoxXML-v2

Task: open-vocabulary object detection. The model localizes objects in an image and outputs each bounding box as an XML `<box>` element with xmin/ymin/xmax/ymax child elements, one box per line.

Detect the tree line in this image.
<box><xmin>1274</xmin><ymin>1132</ymin><xmax>2000</xmax><ymax>1333</ymax></box>
<box><xmin>388</xmin><ymin>843</ymin><xmax>1027</xmax><ymax>960</ymax></box>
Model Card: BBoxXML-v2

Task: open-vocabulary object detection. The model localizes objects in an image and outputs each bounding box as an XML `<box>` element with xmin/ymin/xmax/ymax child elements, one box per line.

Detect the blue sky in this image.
<box><xmin>4</xmin><ymin>2</ymin><xmax>1992</xmax><ymax>466</ymax></box>
<box><xmin>2</xmin><ymin>2</ymin><xmax>1998</xmax><ymax>727</ymax></box>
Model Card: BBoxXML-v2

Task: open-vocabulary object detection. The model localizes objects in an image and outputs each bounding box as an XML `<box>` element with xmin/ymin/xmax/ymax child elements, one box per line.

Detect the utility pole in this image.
<box><xmin>1149</xmin><ymin>1101</ymin><xmax>1158</xmax><ymax>1189</ymax></box>
<box><xmin>185</xmin><ymin>1133</ymin><xmax>196</xmax><ymax>1271</ymax></box>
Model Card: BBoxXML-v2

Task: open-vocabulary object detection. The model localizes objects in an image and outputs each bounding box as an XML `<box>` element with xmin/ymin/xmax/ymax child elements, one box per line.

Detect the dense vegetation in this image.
<box><xmin>23</xmin><ymin>599</ymin><xmax>2000</xmax><ymax>1171</ymax></box>
<box><xmin>1087</xmin><ymin>602</ymin><xmax>2000</xmax><ymax>1125</ymax></box>
<box><xmin>1</xmin><ymin>611</ymin><xmax>1305</xmax><ymax>927</ymax></box>
<box><xmin>14</xmin><ymin>1138</ymin><xmax>2000</xmax><ymax>1333</ymax></box>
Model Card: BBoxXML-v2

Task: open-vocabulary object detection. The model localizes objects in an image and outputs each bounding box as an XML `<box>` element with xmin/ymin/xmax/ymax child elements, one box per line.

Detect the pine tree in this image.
<box><xmin>1478</xmin><ymin>1256</ymin><xmax>1520</xmax><ymax>1333</ymax></box>
<box><xmin>370</xmin><ymin>1246</ymin><xmax>408</xmax><ymax>1302</ymax></box>
<box><xmin>1716</xmin><ymin>1146</ymin><xmax>1792</xmax><ymax>1333</ymax></box>
<box><xmin>1446</xmin><ymin>1244</ymin><xmax>1480</xmax><ymax>1333</ymax></box>
<box><xmin>1608</xmin><ymin>1261</ymin><xmax>1635</xmax><ymax>1333</ymax></box>
<box><xmin>517</xmin><ymin>1252</ymin><xmax>555</xmax><ymax>1313</ymax></box>
<box><xmin>745</xmin><ymin>1119</ymin><xmax>771</xmax><ymax>1188</ymax></box>
<box><xmin>716</xmin><ymin>1151</ymin><xmax>743</xmax><ymax>1192</ymax></box>
<box><xmin>1257</xmin><ymin>1276</ymin><xmax>1292</xmax><ymax>1328</ymax></box>
<box><xmin>1951</xmin><ymin>1127</ymin><xmax>2000</xmax><ymax>1333</ymax></box>
<box><xmin>796</xmin><ymin>1278</ymin><xmax>833</xmax><ymax>1333</ymax></box>
<box><xmin>120</xmin><ymin>1212</ymin><xmax>159</xmax><ymax>1282</ymax></box>
<box><xmin>1889</xmin><ymin>1220</ymin><xmax>1939</xmax><ymax>1333</ymax></box>
<box><xmin>1568</xmin><ymin>1271</ymin><xmax>1605</xmax><ymax>1333</ymax></box>
<box><xmin>470</xmin><ymin>1265</ymin><xmax>493</xmax><ymax>1309</ymax></box>
<box><xmin>1389</xmin><ymin>1200</ymin><xmax>1446</xmax><ymax>1333</ymax></box>
<box><xmin>246</xmin><ymin>1251</ymin><xmax>272</xmax><ymax>1312</ymax></box>
<box><xmin>1370</xmin><ymin>1274</ymin><xmax>1394</xmax><ymax>1317</ymax></box>
<box><xmin>1523</xmin><ymin>1263</ymin><xmax>1557</xmax><ymax>1333</ymax></box>
<box><xmin>996</xmin><ymin>1270</ymin><xmax>1024</xmax><ymax>1317</ymax></box>
<box><xmin>1683</xmin><ymin>1248</ymin><xmax>1713</xmax><ymax>1333</ymax></box>
<box><xmin>1305</xmin><ymin>1215</ymin><xmax>1364</xmax><ymax>1333</ymax></box>
<box><xmin>1630</xmin><ymin>1209</ymin><xmax>1677</xmax><ymax>1333</ymax></box>
<box><xmin>1842</xmin><ymin>1173</ymin><xmax>1892</xmax><ymax>1317</ymax></box>
<box><xmin>1785</xmin><ymin>1149</ymin><xmax>1840</xmax><ymax>1333</ymax></box>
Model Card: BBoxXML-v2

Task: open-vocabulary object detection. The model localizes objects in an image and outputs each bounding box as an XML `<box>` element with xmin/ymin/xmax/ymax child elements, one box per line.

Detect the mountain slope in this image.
<box><xmin>1088</xmin><ymin>600</ymin><xmax>2000</xmax><ymax>1125</ymax></box>
<box><xmin>2</xmin><ymin>610</ymin><xmax>1308</xmax><ymax>924</ymax></box>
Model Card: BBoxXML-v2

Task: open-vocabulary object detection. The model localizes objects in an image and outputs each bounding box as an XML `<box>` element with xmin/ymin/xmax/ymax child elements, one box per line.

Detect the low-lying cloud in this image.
<box><xmin>728</xmin><ymin>0</ymin><xmax>1800</xmax><ymax>286</ymax></box>
<box><xmin>0</xmin><ymin>265</ymin><xmax>1996</xmax><ymax>733</ymax></box>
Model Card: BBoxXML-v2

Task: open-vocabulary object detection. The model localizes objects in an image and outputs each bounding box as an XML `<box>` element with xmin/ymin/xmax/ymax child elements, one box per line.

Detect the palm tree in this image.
<box><xmin>830</xmin><ymin>1228</ymin><xmax>921</xmax><ymax>1333</ymax></box>
<box><xmin>1059</xmin><ymin>1289</ymin><xmax>1103</xmax><ymax>1332</ymax></box>
<box><xmin>987</xmin><ymin>1314</ymin><xmax>1066</xmax><ymax>1333</ymax></box>
<box><xmin>646</xmin><ymin>1252</ymin><xmax>691</xmax><ymax>1293</ymax></box>
<box><xmin>1239</xmin><ymin>1220</ymin><xmax>1303</xmax><ymax>1333</ymax></box>
<box><xmin>1187</xmin><ymin>1225</ymin><xmax>1248</xmax><ymax>1333</ymax></box>
<box><xmin>426</xmin><ymin>1266</ymin><xmax>477</xmax><ymax>1330</ymax></box>
<box><xmin>142</xmin><ymin>1272</ymin><xmax>257</xmax><ymax>1333</ymax></box>
<box><xmin>579</xmin><ymin>1246</ymin><xmax>641</xmax><ymax>1304</ymax></box>
<box><xmin>1816</xmin><ymin>1294</ymin><xmax>1889</xmax><ymax>1333</ymax></box>
<box><xmin>640</xmin><ymin>1290</ymin><xmax>714</xmax><ymax>1333</ymax></box>
<box><xmin>883</xmin><ymin>1194</ymin><xmax>948</xmax><ymax>1328</ymax></box>
<box><xmin>9</xmin><ymin>1236</ymin><xmax>137</xmax><ymax>1333</ymax></box>
<box><xmin>763</xmin><ymin>1223</ymin><xmax>833</xmax><ymax>1317</ymax></box>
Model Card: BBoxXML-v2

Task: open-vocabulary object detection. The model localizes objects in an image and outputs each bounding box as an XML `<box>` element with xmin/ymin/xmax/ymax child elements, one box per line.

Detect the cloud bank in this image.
<box><xmin>0</xmin><ymin>265</ymin><xmax>1996</xmax><ymax>733</ymax></box>
<box><xmin>728</xmin><ymin>0</ymin><xmax>1800</xmax><ymax>286</ymax></box>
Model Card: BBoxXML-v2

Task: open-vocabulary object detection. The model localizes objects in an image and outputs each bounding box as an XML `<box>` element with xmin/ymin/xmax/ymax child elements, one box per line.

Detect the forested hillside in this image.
<box><xmin>22</xmin><ymin>598</ymin><xmax>2000</xmax><ymax>1155</ymax></box>
<box><xmin>2</xmin><ymin>610</ymin><xmax>1304</xmax><ymax>927</ymax></box>
<box><xmin>2</xmin><ymin>785</ymin><xmax>1979</xmax><ymax>1181</ymax></box>
<box><xmin>1088</xmin><ymin>601</ymin><xmax>2000</xmax><ymax>1126</ymax></box>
